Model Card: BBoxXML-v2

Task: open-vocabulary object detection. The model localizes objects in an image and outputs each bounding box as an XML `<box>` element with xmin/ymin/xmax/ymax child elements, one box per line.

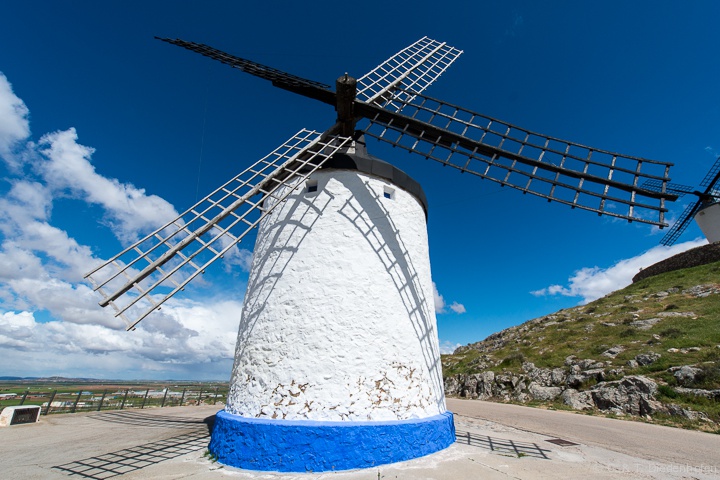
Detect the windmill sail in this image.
<box><xmin>700</xmin><ymin>155</ymin><xmax>720</xmax><ymax>189</ymax></box>
<box><xmin>660</xmin><ymin>201</ymin><xmax>701</xmax><ymax>246</ymax></box>
<box><xmin>641</xmin><ymin>179</ymin><xmax>695</xmax><ymax>197</ymax></box>
<box><xmin>358</xmin><ymin>88</ymin><xmax>675</xmax><ymax>226</ymax></box>
<box><xmin>356</xmin><ymin>36</ymin><xmax>463</xmax><ymax>110</ymax></box>
<box><xmin>659</xmin><ymin>155</ymin><xmax>720</xmax><ymax>245</ymax></box>
<box><xmin>155</xmin><ymin>37</ymin><xmax>336</xmax><ymax>105</ymax></box>
<box><xmin>85</xmin><ymin>130</ymin><xmax>353</xmax><ymax>330</ymax></box>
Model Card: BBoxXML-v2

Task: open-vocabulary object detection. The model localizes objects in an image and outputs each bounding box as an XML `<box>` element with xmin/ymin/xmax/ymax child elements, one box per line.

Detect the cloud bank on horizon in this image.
<box><xmin>531</xmin><ymin>238</ymin><xmax>707</xmax><ymax>304</ymax></box>
<box><xmin>0</xmin><ymin>72</ymin><xmax>240</xmax><ymax>379</ymax></box>
<box><xmin>0</xmin><ymin>71</ymin><xmax>706</xmax><ymax>377</ymax></box>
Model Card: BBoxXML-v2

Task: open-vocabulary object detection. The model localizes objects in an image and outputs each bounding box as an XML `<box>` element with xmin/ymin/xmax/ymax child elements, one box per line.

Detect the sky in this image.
<box><xmin>0</xmin><ymin>1</ymin><xmax>717</xmax><ymax>380</ymax></box>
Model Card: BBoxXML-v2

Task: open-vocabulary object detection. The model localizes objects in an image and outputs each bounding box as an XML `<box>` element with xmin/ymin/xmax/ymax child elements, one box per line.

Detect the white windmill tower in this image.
<box><xmin>85</xmin><ymin>37</ymin><xmax>678</xmax><ymax>472</ymax></box>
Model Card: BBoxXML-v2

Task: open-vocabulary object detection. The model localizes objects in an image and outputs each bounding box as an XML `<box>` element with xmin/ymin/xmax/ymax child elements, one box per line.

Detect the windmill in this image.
<box><xmin>85</xmin><ymin>37</ymin><xmax>677</xmax><ymax>472</ymax></box>
<box><xmin>643</xmin><ymin>155</ymin><xmax>720</xmax><ymax>245</ymax></box>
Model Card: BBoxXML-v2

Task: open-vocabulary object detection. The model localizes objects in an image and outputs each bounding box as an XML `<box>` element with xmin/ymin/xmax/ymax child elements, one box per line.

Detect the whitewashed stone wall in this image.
<box><xmin>695</xmin><ymin>203</ymin><xmax>720</xmax><ymax>244</ymax></box>
<box><xmin>226</xmin><ymin>168</ymin><xmax>445</xmax><ymax>422</ymax></box>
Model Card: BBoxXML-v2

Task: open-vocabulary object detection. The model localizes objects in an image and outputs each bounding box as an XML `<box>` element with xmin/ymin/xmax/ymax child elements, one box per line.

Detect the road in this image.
<box><xmin>448</xmin><ymin>398</ymin><xmax>720</xmax><ymax>469</ymax></box>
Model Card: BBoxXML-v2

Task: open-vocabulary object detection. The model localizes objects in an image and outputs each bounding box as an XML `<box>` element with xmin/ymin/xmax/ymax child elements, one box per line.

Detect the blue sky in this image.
<box><xmin>0</xmin><ymin>1</ymin><xmax>717</xmax><ymax>379</ymax></box>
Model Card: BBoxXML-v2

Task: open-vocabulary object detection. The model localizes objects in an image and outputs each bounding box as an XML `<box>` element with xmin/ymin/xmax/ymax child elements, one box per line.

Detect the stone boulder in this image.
<box><xmin>665</xmin><ymin>404</ymin><xmax>710</xmax><ymax>422</ymax></box>
<box><xmin>461</xmin><ymin>374</ymin><xmax>479</xmax><ymax>399</ymax></box>
<box><xmin>674</xmin><ymin>387</ymin><xmax>720</xmax><ymax>400</ymax></box>
<box><xmin>551</xmin><ymin>368</ymin><xmax>567</xmax><ymax>386</ymax></box>
<box><xmin>444</xmin><ymin>375</ymin><xmax>462</xmax><ymax>396</ymax></box>
<box><xmin>476</xmin><ymin>371</ymin><xmax>495</xmax><ymax>399</ymax></box>
<box><xmin>635</xmin><ymin>352</ymin><xmax>661</xmax><ymax>366</ymax></box>
<box><xmin>528</xmin><ymin>383</ymin><xmax>562</xmax><ymax>401</ymax></box>
<box><xmin>601</xmin><ymin>346</ymin><xmax>624</xmax><ymax>358</ymax></box>
<box><xmin>561</xmin><ymin>389</ymin><xmax>594</xmax><ymax>410</ymax></box>
<box><xmin>673</xmin><ymin>366</ymin><xmax>702</xmax><ymax>386</ymax></box>
<box><xmin>566</xmin><ymin>368</ymin><xmax>605</xmax><ymax>388</ymax></box>
<box><xmin>590</xmin><ymin>376</ymin><xmax>660</xmax><ymax>416</ymax></box>
<box><xmin>523</xmin><ymin>362</ymin><xmax>563</xmax><ymax>387</ymax></box>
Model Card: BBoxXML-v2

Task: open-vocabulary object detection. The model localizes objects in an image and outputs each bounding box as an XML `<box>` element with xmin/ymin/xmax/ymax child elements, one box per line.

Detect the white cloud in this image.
<box><xmin>433</xmin><ymin>282</ymin><xmax>466</xmax><ymax>315</ymax></box>
<box><xmin>439</xmin><ymin>340</ymin><xmax>461</xmax><ymax>355</ymax></box>
<box><xmin>0</xmin><ymin>72</ymin><xmax>30</xmax><ymax>161</ymax></box>
<box><xmin>0</xmin><ymin>301</ymin><xmax>240</xmax><ymax>378</ymax></box>
<box><xmin>0</xmin><ymin>72</ymin><xmax>243</xmax><ymax>379</ymax></box>
<box><xmin>530</xmin><ymin>238</ymin><xmax>708</xmax><ymax>303</ymax></box>
<box><xmin>432</xmin><ymin>281</ymin><xmax>445</xmax><ymax>313</ymax></box>
<box><xmin>449</xmin><ymin>301</ymin><xmax>466</xmax><ymax>314</ymax></box>
<box><xmin>37</xmin><ymin>128</ymin><xmax>179</xmax><ymax>244</ymax></box>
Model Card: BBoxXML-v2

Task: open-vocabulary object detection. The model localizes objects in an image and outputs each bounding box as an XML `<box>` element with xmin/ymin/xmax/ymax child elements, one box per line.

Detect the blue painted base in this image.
<box><xmin>208</xmin><ymin>410</ymin><xmax>455</xmax><ymax>472</ymax></box>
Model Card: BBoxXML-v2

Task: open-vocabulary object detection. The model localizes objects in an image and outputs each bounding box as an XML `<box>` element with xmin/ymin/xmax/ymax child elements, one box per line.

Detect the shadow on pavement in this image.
<box><xmin>52</xmin><ymin>428</ymin><xmax>210</xmax><ymax>479</ymax></box>
<box><xmin>455</xmin><ymin>429</ymin><xmax>551</xmax><ymax>459</ymax></box>
<box><xmin>89</xmin><ymin>410</ymin><xmax>214</xmax><ymax>431</ymax></box>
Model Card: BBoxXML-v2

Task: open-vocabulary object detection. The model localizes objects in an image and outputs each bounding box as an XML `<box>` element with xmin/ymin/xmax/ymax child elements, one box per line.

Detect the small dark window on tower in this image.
<box><xmin>384</xmin><ymin>191</ymin><xmax>392</xmax><ymax>199</ymax></box>
<box><xmin>383</xmin><ymin>187</ymin><xmax>394</xmax><ymax>200</ymax></box>
<box><xmin>307</xmin><ymin>180</ymin><xmax>318</xmax><ymax>193</ymax></box>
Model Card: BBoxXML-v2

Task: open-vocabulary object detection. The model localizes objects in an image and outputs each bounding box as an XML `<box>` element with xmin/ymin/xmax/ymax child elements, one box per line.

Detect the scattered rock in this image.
<box><xmin>635</xmin><ymin>352</ymin><xmax>661</xmax><ymax>366</ymax></box>
<box><xmin>680</xmin><ymin>347</ymin><xmax>701</xmax><ymax>353</ymax></box>
<box><xmin>601</xmin><ymin>346</ymin><xmax>624</xmax><ymax>358</ymax></box>
<box><xmin>578</xmin><ymin>359</ymin><xmax>597</xmax><ymax>369</ymax></box>
<box><xmin>656</xmin><ymin>311</ymin><xmax>697</xmax><ymax>318</ymax></box>
<box><xmin>682</xmin><ymin>284</ymin><xmax>720</xmax><ymax>298</ymax></box>
<box><xmin>627</xmin><ymin>359</ymin><xmax>639</xmax><ymax>369</ymax></box>
<box><xmin>522</xmin><ymin>362</ymin><xmax>536</xmax><ymax>373</ymax></box>
<box><xmin>629</xmin><ymin>318</ymin><xmax>660</xmax><ymax>330</ymax></box>
<box><xmin>673</xmin><ymin>366</ymin><xmax>702</xmax><ymax>386</ymax></box>
<box><xmin>674</xmin><ymin>387</ymin><xmax>720</xmax><ymax>400</ymax></box>
<box><xmin>667</xmin><ymin>348</ymin><xmax>679</xmax><ymax>353</ymax></box>
<box><xmin>583</xmin><ymin>368</ymin><xmax>606</xmax><ymax>381</ymax></box>
<box><xmin>665</xmin><ymin>404</ymin><xmax>710</xmax><ymax>422</ymax></box>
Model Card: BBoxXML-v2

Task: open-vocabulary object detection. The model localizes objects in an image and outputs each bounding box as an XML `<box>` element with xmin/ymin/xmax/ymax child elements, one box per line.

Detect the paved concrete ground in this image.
<box><xmin>0</xmin><ymin>400</ymin><xmax>718</xmax><ymax>479</ymax></box>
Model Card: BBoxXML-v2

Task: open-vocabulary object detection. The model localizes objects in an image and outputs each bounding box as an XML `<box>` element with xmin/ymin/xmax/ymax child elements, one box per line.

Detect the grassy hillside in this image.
<box><xmin>442</xmin><ymin>260</ymin><xmax>720</xmax><ymax>430</ymax></box>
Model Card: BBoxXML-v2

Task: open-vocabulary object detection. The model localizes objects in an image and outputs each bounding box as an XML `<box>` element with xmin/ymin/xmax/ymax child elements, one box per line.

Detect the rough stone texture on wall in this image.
<box><xmin>632</xmin><ymin>242</ymin><xmax>720</xmax><ymax>283</ymax></box>
<box><xmin>226</xmin><ymin>169</ymin><xmax>445</xmax><ymax>422</ymax></box>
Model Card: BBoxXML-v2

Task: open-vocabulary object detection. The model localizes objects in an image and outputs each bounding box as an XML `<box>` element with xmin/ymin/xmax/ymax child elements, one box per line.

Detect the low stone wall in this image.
<box><xmin>632</xmin><ymin>242</ymin><xmax>720</xmax><ymax>283</ymax></box>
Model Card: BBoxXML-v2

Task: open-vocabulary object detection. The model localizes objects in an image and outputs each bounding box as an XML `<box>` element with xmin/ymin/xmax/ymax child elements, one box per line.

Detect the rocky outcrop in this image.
<box><xmin>444</xmin><ymin>361</ymin><xmax>711</xmax><ymax>422</ymax></box>
<box><xmin>590</xmin><ymin>376</ymin><xmax>661</xmax><ymax>416</ymax></box>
